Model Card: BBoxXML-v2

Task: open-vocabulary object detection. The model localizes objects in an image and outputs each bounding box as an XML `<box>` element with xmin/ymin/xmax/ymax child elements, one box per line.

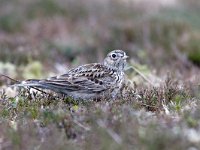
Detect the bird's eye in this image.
<box><xmin>111</xmin><ymin>53</ymin><xmax>117</xmax><ymax>58</ymax></box>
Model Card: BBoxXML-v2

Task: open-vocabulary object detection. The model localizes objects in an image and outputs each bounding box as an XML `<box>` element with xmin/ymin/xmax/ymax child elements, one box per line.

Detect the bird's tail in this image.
<box><xmin>14</xmin><ymin>79</ymin><xmax>61</xmax><ymax>95</ymax></box>
<box><xmin>14</xmin><ymin>79</ymin><xmax>52</xmax><ymax>94</ymax></box>
<box><xmin>1</xmin><ymin>74</ymin><xmax>73</xmax><ymax>95</ymax></box>
<box><xmin>0</xmin><ymin>74</ymin><xmax>46</xmax><ymax>94</ymax></box>
<box><xmin>0</xmin><ymin>74</ymin><xmax>65</xmax><ymax>94</ymax></box>
<box><xmin>16</xmin><ymin>79</ymin><xmax>42</xmax><ymax>87</ymax></box>
<box><xmin>15</xmin><ymin>79</ymin><xmax>71</xmax><ymax>95</ymax></box>
<box><xmin>16</xmin><ymin>79</ymin><xmax>59</xmax><ymax>91</ymax></box>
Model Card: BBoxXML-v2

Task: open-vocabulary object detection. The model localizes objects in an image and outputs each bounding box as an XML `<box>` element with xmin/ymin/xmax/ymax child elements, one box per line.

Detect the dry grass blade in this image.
<box><xmin>126</xmin><ymin>66</ymin><xmax>154</xmax><ymax>86</ymax></box>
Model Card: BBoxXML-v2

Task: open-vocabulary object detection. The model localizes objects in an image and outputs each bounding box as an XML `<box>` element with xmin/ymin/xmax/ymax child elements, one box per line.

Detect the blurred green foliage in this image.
<box><xmin>0</xmin><ymin>0</ymin><xmax>199</xmax><ymax>67</ymax></box>
<box><xmin>22</xmin><ymin>61</ymin><xmax>43</xmax><ymax>79</ymax></box>
<box><xmin>27</xmin><ymin>0</ymin><xmax>66</xmax><ymax>18</ymax></box>
<box><xmin>0</xmin><ymin>14</ymin><xmax>23</xmax><ymax>32</ymax></box>
<box><xmin>0</xmin><ymin>62</ymin><xmax>17</xmax><ymax>77</ymax></box>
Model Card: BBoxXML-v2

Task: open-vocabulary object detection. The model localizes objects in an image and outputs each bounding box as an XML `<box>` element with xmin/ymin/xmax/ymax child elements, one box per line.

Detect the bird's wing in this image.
<box><xmin>34</xmin><ymin>63</ymin><xmax>117</xmax><ymax>93</ymax></box>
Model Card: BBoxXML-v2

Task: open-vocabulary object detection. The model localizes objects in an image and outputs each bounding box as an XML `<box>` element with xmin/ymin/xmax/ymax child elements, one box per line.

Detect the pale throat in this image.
<box><xmin>103</xmin><ymin>59</ymin><xmax>126</xmax><ymax>71</ymax></box>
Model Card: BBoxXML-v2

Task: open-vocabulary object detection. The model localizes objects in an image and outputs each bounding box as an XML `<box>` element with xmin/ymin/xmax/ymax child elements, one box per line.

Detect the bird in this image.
<box><xmin>16</xmin><ymin>50</ymin><xmax>129</xmax><ymax>100</ymax></box>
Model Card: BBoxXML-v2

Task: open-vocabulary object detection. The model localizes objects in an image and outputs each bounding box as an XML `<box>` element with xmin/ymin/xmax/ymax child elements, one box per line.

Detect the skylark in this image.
<box><xmin>18</xmin><ymin>50</ymin><xmax>129</xmax><ymax>100</ymax></box>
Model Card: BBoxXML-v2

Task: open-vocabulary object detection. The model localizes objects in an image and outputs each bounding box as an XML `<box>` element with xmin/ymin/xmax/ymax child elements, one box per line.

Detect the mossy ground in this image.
<box><xmin>0</xmin><ymin>0</ymin><xmax>200</xmax><ymax>149</ymax></box>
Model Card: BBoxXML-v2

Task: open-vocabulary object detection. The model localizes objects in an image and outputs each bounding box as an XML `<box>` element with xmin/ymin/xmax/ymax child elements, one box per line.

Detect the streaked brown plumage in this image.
<box><xmin>18</xmin><ymin>50</ymin><xmax>128</xmax><ymax>100</ymax></box>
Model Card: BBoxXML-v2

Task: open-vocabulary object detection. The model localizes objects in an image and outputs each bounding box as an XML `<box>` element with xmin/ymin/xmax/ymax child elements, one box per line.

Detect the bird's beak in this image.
<box><xmin>123</xmin><ymin>55</ymin><xmax>129</xmax><ymax>59</ymax></box>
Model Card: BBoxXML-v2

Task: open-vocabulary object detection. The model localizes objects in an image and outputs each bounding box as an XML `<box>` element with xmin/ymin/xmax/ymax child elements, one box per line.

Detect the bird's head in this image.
<box><xmin>103</xmin><ymin>50</ymin><xmax>128</xmax><ymax>71</ymax></box>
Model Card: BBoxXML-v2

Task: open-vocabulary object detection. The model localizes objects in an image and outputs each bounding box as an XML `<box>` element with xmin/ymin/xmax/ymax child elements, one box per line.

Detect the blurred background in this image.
<box><xmin>0</xmin><ymin>0</ymin><xmax>199</xmax><ymax>81</ymax></box>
